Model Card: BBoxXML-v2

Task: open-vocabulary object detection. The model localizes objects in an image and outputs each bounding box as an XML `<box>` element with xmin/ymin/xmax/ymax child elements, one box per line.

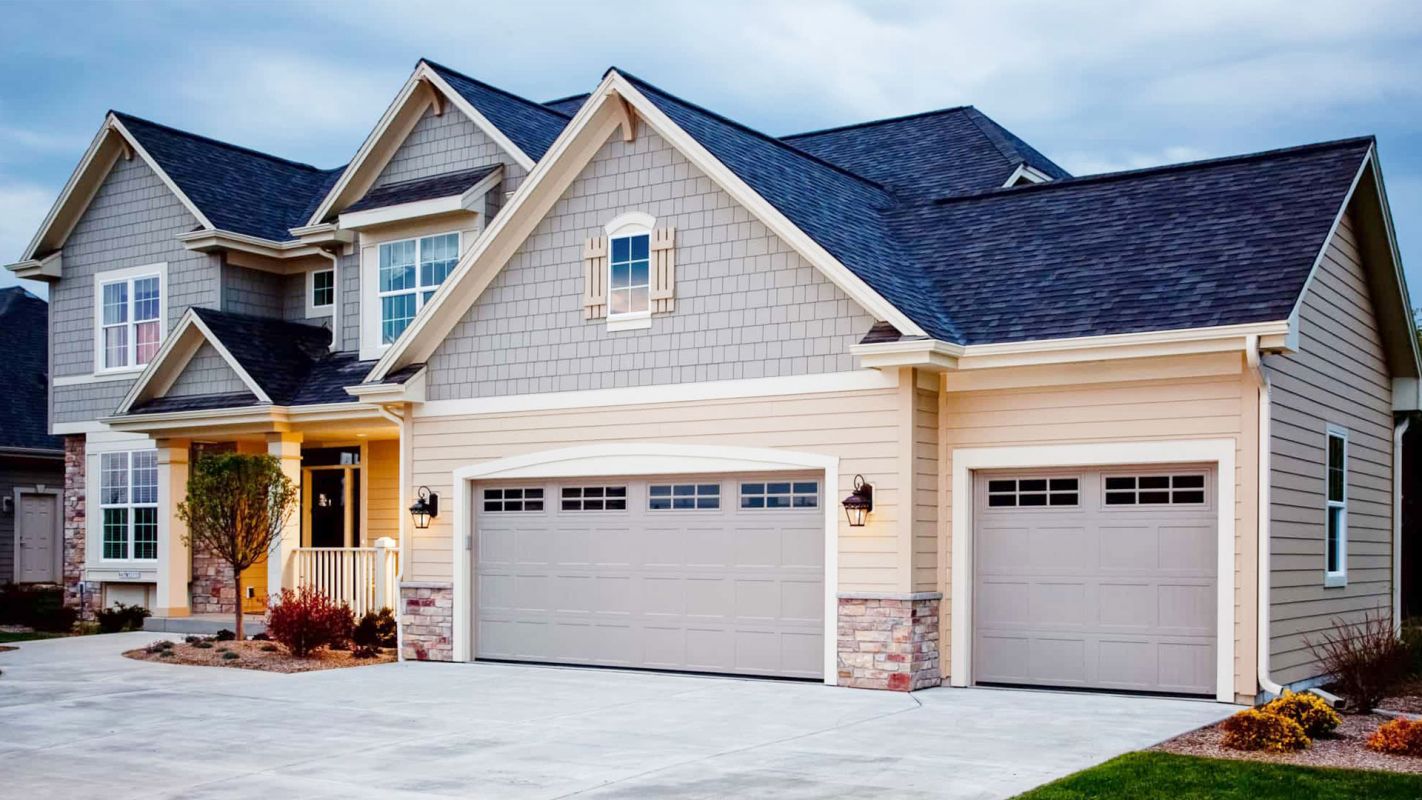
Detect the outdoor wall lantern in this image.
<box><xmin>841</xmin><ymin>475</ymin><xmax>874</xmax><ymax>527</ymax></box>
<box><xmin>409</xmin><ymin>486</ymin><xmax>439</xmax><ymax>529</ymax></box>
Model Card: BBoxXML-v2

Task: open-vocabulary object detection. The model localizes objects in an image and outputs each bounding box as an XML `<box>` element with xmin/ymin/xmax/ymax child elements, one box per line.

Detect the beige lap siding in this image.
<box><xmin>1265</xmin><ymin>211</ymin><xmax>1394</xmax><ymax>686</ymax></box>
<box><xmin>405</xmin><ymin>384</ymin><xmax>906</xmax><ymax>592</ymax></box>
<box><xmin>365</xmin><ymin>439</ymin><xmax>401</xmax><ymax>545</ymax></box>
<box><xmin>939</xmin><ymin>353</ymin><xmax>1260</xmax><ymax>698</ymax></box>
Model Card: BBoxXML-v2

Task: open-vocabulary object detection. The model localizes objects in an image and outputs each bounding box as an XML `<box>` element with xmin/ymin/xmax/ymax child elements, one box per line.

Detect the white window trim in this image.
<box><xmin>360</xmin><ymin>230</ymin><xmax>460</xmax><ymax>359</ymax></box>
<box><xmin>97</xmin><ymin>450</ymin><xmax>159</xmax><ymax>563</ymax></box>
<box><xmin>92</xmin><ymin>262</ymin><xmax>167</xmax><ymax>376</ymax></box>
<box><xmin>604</xmin><ymin>212</ymin><xmax>654</xmax><ymax>332</ymax></box>
<box><xmin>1325</xmin><ymin>425</ymin><xmax>1349</xmax><ymax>588</ymax></box>
<box><xmin>306</xmin><ymin>268</ymin><xmax>335</xmax><ymax>318</ymax></box>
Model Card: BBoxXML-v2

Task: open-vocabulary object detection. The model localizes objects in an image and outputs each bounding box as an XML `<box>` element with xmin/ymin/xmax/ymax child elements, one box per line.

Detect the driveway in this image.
<box><xmin>0</xmin><ymin>632</ymin><xmax>1234</xmax><ymax>799</ymax></box>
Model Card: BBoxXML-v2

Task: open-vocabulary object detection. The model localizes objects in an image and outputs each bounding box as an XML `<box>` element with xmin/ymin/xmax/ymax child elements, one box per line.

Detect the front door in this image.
<box><xmin>309</xmin><ymin>470</ymin><xmax>357</xmax><ymax>548</ymax></box>
<box><xmin>17</xmin><ymin>492</ymin><xmax>59</xmax><ymax>584</ymax></box>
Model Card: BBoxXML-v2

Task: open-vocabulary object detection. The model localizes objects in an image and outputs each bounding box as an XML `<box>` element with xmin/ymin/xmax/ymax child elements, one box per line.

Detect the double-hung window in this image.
<box><xmin>378</xmin><ymin>232</ymin><xmax>459</xmax><ymax>344</ymax></box>
<box><xmin>1325</xmin><ymin>426</ymin><xmax>1348</xmax><ymax>587</ymax></box>
<box><xmin>97</xmin><ymin>269</ymin><xmax>163</xmax><ymax>371</ymax></box>
<box><xmin>100</xmin><ymin>451</ymin><xmax>158</xmax><ymax>561</ymax></box>
<box><xmin>307</xmin><ymin>268</ymin><xmax>335</xmax><ymax>317</ymax></box>
<box><xmin>608</xmin><ymin>232</ymin><xmax>650</xmax><ymax>320</ymax></box>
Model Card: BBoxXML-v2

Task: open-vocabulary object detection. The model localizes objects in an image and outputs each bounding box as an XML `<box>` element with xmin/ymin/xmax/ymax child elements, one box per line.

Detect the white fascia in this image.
<box><xmin>178</xmin><ymin>229</ymin><xmax>323</xmax><ymax>260</ymax></box>
<box><xmin>337</xmin><ymin>166</ymin><xmax>501</xmax><ymax>231</ymax></box>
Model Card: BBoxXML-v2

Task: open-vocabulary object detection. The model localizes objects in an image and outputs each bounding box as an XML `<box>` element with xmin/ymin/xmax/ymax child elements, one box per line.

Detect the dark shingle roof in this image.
<box><xmin>131</xmin><ymin>392</ymin><xmax>260</xmax><ymax>415</ymax></box>
<box><xmin>424</xmin><ymin>60</ymin><xmax>571</xmax><ymax>161</ymax></box>
<box><xmin>784</xmin><ymin>106</ymin><xmax>1070</xmax><ymax>199</ymax></box>
<box><xmin>346</xmin><ymin>165</ymin><xmax>500</xmax><ymax>213</ymax></box>
<box><xmin>544</xmin><ymin>93</ymin><xmax>590</xmax><ymax>116</ymax></box>
<box><xmin>0</xmin><ymin>288</ymin><xmax>62</xmax><ymax>452</ymax></box>
<box><xmin>887</xmin><ymin>138</ymin><xmax>1373</xmax><ymax>345</ymax></box>
<box><xmin>187</xmin><ymin>308</ymin><xmax>373</xmax><ymax>406</ymax></box>
<box><xmin>114</xmin><ymin>112</ymin><xmax>343</xmax><ymax>242</ymax></box>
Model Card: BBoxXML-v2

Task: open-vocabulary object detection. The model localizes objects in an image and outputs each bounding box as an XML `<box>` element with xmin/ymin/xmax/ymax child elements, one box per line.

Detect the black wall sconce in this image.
<box><xmin>408</xmin><ymin>486</ymin><xmax>439</xmax><ymax>529</ymax></box>
<box><xmin>841</xmin><ymin>475</ymin><xmax>873</xmax><ymax>527</ymax></box>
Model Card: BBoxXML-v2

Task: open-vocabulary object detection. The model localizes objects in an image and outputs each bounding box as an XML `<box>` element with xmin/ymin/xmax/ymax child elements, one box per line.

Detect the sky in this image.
<box><xmin>2</xmin><ymin>0</ymin><xmax>1422</xmax><ymax>302</ymax></box>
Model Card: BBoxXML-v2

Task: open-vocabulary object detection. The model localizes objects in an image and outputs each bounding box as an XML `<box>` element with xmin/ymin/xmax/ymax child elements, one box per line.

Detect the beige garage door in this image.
<box><xmin>474</xmin><ymin>473</ymin><xmax>825</xmax><ymax>679</ymax></box>
<box><xmin>973</xmin><ymin>466</ymin><xmax>1217</xmax><ymax>695</ymax></box>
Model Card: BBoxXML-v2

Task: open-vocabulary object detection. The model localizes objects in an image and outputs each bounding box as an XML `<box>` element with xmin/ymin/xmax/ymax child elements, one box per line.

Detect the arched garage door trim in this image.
<box><xmin>450</xmin><ymin>443</ymin><xmax>841</xmax><ymax>683</ymax></box>
<box><xmin>950</xmin><ymin>438</ymin><xmax>1237</xmax><ymax>702</ymax></box>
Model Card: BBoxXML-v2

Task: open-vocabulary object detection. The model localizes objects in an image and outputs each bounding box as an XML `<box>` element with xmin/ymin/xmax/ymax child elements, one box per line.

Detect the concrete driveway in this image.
<box><xmin>0</xmin><ymin>632</ymin><xmax>1233</xmax><ymax>799</ymax></box>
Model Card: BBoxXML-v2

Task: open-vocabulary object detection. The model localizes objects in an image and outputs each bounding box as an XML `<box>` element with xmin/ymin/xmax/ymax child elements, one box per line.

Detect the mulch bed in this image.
<box><xmin>123</xmin><ymin>640</ymin><xmax>395</xmax><ymax>673</ymax></box>
<box><xmin>1155</xmin><ymin>711</ymin><xmax>1422</xmax><ymax>774</ymax></box>
<box><xmin>0</xmin><ymin>646</ymin><xmax>15</xmax><ymax>653</ymax></box>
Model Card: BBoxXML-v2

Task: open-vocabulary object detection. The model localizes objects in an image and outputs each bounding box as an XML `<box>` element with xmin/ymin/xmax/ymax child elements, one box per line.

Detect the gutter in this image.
<box><xmin>1247</xmin><ymin>336</ymin><xmax>1286</xmax><ymax>698</ymax></box>
<box><xmin>1396</xmin><ymin>417</ymin><xmax>1412</xmax><ymax>631</ymax></box>
<box><xmin>319</xmin><ymin>248</ymin><xmax>341</xmax><ymax>352</ymax></box>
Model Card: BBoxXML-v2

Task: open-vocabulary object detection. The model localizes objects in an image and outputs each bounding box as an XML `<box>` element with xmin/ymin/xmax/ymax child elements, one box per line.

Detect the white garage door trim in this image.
<box><xmin>450</xmin><ymin>443</ymin><xmax>841</xmax><ymax>684</ymax></box>
<box><xmin>950</xmin><ymin>439</ymin><xmax>1236</xmax><ymax>703</ymax></box>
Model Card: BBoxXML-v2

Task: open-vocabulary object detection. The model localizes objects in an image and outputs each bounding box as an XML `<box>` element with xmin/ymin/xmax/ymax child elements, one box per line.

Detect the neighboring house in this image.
<box><xmin>6</xmin><ymin>59</ymin><xmax>1417</xmax><ymax>704</ymax></box>
<box><xmin>0</xmin><ymin>287</ymin><xmax>64</xmax><ymax>586</ymax></box>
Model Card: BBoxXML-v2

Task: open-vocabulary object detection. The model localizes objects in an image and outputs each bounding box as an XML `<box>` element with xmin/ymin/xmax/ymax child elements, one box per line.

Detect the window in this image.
<box><xmin>1325</xmin><ymin>427</ymin><xmax>1348</xmax><ymax>586</ymax></box>
<box><xmin>308</xmin><ymin>268</ymin><xmax>335</xmax><ymax>316</ymax></box>
<box><xmin>1103</xmin><ymin>474</ymin><xmax>1206</xmax><ymax>506</ymax></box>
<box><xmin>378</xmin><ymin>232</ymin><xmax>459</xmax><ymax>344</ymax></box>
<box><xmin>650</xmin><ymin>483</ymin><xmax>720</xmax><ymax>510</ymax></box>
<box><xmin>608</xmin><ymin>232</ymin><xmax>650</xmax><ymax>319</ymax></box>
<box><xmin>987</xmin><ymin>477</ymin><xmax>1079</xmax><ymax>508</ymax></box>
<box><xmin>740</xmin><ymin>481</ymin><xmax>818</xmax><ymax>509</ymax></box>
<box><xmin>99</xmin><ymin>451</ymin><xmax>158</xmax><ymax>560</ymax></box>
<box><xmin>561</xmin><ymin>486</ymin><xmax>627</xmax><ymax>511</ymax></box>
<box><xmin>97</xmin><ymin>270</ymin><xmax>162</xmax><ymax>371</ymax></box>
<box><xmin>483</xmin><ymin>487</ymin><xmax>544</xmax><ymax>512</ymax></box>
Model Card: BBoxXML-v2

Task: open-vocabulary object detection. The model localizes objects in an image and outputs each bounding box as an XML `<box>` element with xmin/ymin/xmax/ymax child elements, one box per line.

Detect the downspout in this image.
<box><xmin>1246</xmin><ymin>336</ymin><xmax>1286</xmax><ymax>698</ymax></box>
<box><xmin>319</xmin><ymin>248</ymin><xmax>340</xmax><ymax>352</ymax></box>
<box><xmin>1395</xmin><ymin>417</ymin><xmax>1411</xmax><ymax>632</ymax></box>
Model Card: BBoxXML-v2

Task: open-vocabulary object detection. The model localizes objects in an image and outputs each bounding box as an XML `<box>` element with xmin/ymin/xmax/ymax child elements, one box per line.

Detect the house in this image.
<box><xmin>0</xmin><ymin>287</ymin><xmax>65</xmax><ymax>586</ymax></box>
<box><xmin>7</xmin><ymin>58</ymin><xmax>1416</xmax><ymax>703</ymax></box>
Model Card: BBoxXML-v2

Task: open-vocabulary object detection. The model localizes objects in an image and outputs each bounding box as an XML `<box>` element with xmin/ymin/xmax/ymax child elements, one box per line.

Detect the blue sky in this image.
<box><xmin>3</xmin><ymin>0</ymin><xmax>1422</xmax><ymax>303</ymax></box>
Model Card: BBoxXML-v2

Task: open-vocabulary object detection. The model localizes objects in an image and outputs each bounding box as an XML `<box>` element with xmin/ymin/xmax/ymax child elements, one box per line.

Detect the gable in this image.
<box><xmin>423</xmin><ymin>127</ymin><xmax>877</xmax><ymax>401</ymax></box>
<box><xmin>372</xmin><ymin>105</ymin><xmax>528</xmax><ymax>193</ymax></box>
<box><xmin>165</xmin><ymin>342</ymin><xmax>256</xmax><ymax>399</ymax></box>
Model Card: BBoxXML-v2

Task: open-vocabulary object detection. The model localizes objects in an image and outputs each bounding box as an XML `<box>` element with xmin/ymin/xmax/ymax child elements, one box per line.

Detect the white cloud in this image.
<box><xmin>0</xmin><ymin>181</ymin><xmax>56</xmax><ymax>298</ymax></box>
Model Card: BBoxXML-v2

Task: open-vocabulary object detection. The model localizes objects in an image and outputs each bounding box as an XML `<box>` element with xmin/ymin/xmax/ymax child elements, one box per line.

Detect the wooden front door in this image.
<box><xmin>17</xmin><ymin>492</ymin><xmax>59</xmax><ymax>584</ymax></box>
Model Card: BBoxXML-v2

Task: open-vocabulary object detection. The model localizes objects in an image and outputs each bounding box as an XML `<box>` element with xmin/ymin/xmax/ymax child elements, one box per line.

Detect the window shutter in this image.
<box><xmin>583</xmin><ymin>236</ymin><xmax>607</xmax><ymax>319</ymax></box>
<box><xmin>650</xmin><ymin>227</ymin><xmax>676</xmax><ymax>314</ymax></box>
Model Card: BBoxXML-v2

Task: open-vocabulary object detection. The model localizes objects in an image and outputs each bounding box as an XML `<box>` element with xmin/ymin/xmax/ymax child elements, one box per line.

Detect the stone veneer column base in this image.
<box><xmin>837</xmin><ymin>592</ymin><xmax>941</xmax><ymax>691</ymax></box>
<box><xmin>400</xmin><ymin>582</ymin><xmax>453</xmax><ymax>661</ymax></box>
<box><xmin>61</xmin><ymin>436</ymin><xmax>98</xmax><ymax>614</ymax></box>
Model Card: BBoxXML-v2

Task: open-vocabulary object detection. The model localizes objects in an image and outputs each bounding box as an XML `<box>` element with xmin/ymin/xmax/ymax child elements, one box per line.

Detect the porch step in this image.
<box><xmin>144</xmin><ymin>615</ymin><xmax>267</xmax><ymax>636</ymax></box>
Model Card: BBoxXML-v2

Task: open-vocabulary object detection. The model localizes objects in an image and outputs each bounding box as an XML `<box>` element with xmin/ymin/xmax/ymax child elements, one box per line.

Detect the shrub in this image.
<box><xmin>144</xmin><ymin>640</ymin><xmax>174</xmax><ymax>654</ymax></box>
<box><xmin>192</xmin><ymin>640</ymin><xmax>213</xmax><ymax>649</ymax></box>
<box><xmin>0</xmin><ymin>584</ymin><xmax>75</xmax><ymax>632</ymax></box>
<box><xmin>1219</xmin><ymin>709</ymin><xmax>1309</xmax><ymax>752</ymax></box>
<box><xmin>96</xmin><ymin>603</ymin><xmax>151</xmax><ymax>633</ymax></box>
<box><xmin>221</xmin><ymin>651</ymin><xmax>240</xmax><ymax>661</ymax></box>
<box><xmin>1262</xmin><ymin>690</ymin><xmax>1341</xmax><ymax>738</ymax></box>
<box><xmin>251</xmin><ymin>632</ymin><xmax>270</xmax><ymax>641</ymax></box>
<box><xmin>213</xmin><ymin>629</ymin><xmax>235</xmax><ymax>642</ymax></box>
<box><xmin>351</xmin><ymin>608</ymin><xmax>398</xmax><ymax>657</ymax></box>
<box><xmin>1307</xmin><ymin>609</ymin><xmax>1410</xmax><ymax>713</ymax></box>
<box><xmin>260</xmin><ymin>643</ymin><xmax>278</xmax><ymax>653</ymax></box>
<box><xmin>264</xmin><ymin>586</ymin><xmax>353</xmax><ymax>657</ymax></box>
<box><xmin>1368</xmin><ymin>718</ymin><xmax>1422</xmax><ymax>756</ymax></box>
<box><xmin>184</xmin><ymin>635</ymin><xmax>207</xmax><ymax>645</ymax></box>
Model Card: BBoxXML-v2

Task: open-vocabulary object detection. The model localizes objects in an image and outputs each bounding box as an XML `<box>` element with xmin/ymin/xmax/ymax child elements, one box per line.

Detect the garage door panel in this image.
<box><xmin>974</xmin><ymin>467</ymin><xmax>1217</xmax><ymax>695</ymax></box>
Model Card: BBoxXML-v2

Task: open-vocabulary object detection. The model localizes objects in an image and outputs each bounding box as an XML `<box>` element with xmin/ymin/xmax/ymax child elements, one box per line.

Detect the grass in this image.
<box><xmin>1015</xmin><ymin>752</ymin><xmax>1422</xmax><ymax>799</ymax></box>
<box><xmin>0</xmin><ymin>630</ymin><xmax>77</xmax><ymax>644</ymax></box>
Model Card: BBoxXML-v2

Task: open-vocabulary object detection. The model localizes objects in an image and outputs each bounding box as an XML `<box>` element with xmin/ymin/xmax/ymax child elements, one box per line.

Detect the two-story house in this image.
<box><xmin>8</xmin><ymin>59</ymin><xmax>1418</xmax><ymax>702</ymax></box>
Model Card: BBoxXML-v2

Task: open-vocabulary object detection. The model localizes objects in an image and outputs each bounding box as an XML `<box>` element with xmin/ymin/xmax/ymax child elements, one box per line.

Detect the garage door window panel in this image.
<box><xmin>483</xmin><ymin>487</ymin><xmax>544</xmax><ymax>512</ymax></box>
<box><xmin>740</xmin><ymin>481</ymin><xmax>818</xmax><ymax>509</ymax></box>
<box><xmin>561</xmin><ymin>486</ymin><xmax>627</xmax><ymax>511</ymax></box>
<box><xmin>649</xmin><ymin>483</ymin><xmax>720</xmax><ymax>510</ymax></box>
<box><xmin>986</xmin><ymin>477</ymin><xmax>1079</xmax><ymax>508</ymax></box>
<box><xmin>1104</xmin><ymin>474</ymin><xmax>1206</xmax><ymax>506</ymax></box>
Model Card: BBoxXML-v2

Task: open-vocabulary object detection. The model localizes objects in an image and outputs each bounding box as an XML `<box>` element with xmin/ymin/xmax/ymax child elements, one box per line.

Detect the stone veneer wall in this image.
<box><xmin>61</xmin><ymin>436</ymin><xmax>96</xmax><ymax>613</ymax></box>
<box><xmin>837</xmin><ymin>594</ymin><xmax>941</xmax><ymax>691</ymax></box>
<box><xmin>401</xmin><ymin>582</ymin><xmax>453</xmax><ymax>661</ymax></box>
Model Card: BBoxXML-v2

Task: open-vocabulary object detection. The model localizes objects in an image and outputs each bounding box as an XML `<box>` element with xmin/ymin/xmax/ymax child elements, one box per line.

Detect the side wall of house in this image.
<box><xmin>50</xmin><ymin>156</ymin><xmax>218</xmax><ymax>425</ymax></box>
<box><xmin>220</xmin><ymin>263</ymin><xmax>284</xmax><ymax>318</ymax></box>
<box><xmin>0</xmin><ymin>456</ymin><xmax>65</xmax><ymax>582</ymax></box>
<box><xmin>1266</xmin><ymin>209</ymin><xmax>1396</xmax><ymax>686</ymax></box>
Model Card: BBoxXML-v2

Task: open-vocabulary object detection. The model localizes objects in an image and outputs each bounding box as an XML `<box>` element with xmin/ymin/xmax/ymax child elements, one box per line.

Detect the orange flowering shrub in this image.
<box><xmin>1219</xmin><ymin>709</ymin><xmax>1309</xmax><ymax>752</ymax></box>
<box><xmin>1368</xmin><ymin>718</ymin><xmax>1422</xmax><ymax>756</ymax></box>
<box><xmin>1261</xmin><ymin>690</ymin><xmax>1341</xmax><ymax>738</ymax></box>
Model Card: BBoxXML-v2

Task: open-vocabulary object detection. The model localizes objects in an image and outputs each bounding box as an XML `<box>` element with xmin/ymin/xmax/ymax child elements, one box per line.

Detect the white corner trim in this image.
<box><xmin>413</xmin><ymin>369</ymin><xmax>900</xmax><ymax>419</ymax></box>
<box><xmin>949</xmin><ymin>438</ymin><xmax>1238</xmax><ymax>703</ymax></box>
<box><xmin>1395</xmin><ymin>418</ymin><xmax>1410</xmax><ymax>629</ymax></box>
<box><xmin>448</xmin><ymin>443</ymin><xmax>841</xmax><ymax>685</ymax></box>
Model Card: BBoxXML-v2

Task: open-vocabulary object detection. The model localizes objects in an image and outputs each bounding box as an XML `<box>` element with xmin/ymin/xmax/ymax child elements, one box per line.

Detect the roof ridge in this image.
<box><xmin>928</xmin><ymin>135</ymin><xmax>1376</xmax><ymax>206</ymax></box>
<box><xmin>543</xmin><ymin>92</ymin><xmax>589</xmax><ymax>106</ymax></box>
<box><xmin>110</xmin><ymin>111</ymin><xmax>332</xmax><ymax>173</ymax></box>
<box><xmin>961</xmin><ymin>107</ymin><xmax>1023</xmax><ymax>164</ymax></box>
<box><xmin>611</xmin><ymin>68</ymin><xmax>894</xmax><ymax>197</ymax></box>
<box><xmin>192</xmin><ymin>305</ymin><xmax>332</xmax><ymax>335</ymax></box>
<box><xmin>781</xmin><ymin>105</ymin><xmax>975</xmax><ymax>140</ymax></box>
<box><xmin>420</xmin><ymin>59</ymin><xmax>573</xmax><ymax>120</ymax></box>
<box><xmin>362</xmin><ymin>164</ymin><xmax>497</xmax><ymax>191</ymax></box>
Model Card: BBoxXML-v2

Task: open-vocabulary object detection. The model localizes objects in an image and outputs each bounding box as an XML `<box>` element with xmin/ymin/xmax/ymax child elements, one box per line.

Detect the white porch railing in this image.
<box><xmin>292</xmin><ymin>537</ymin><xmax>398</xmax><ymax>616</ymax></box>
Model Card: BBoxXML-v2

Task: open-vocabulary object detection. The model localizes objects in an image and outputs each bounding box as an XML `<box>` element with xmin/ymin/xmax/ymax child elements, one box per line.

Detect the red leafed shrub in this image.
<box><xmin>264</xmin><ymin>586</ymin><xmax>354</xmax><ymax>657</ymax></box>
<box><xmin>1368</xmin><ymin>718</ymin><xmax>1422</xmax><ymax>756</ymax></box>
<box><xmin>1306</xmin><ymin>609</ymin><xmax>1409</xmax><ymax>713</ymax></box>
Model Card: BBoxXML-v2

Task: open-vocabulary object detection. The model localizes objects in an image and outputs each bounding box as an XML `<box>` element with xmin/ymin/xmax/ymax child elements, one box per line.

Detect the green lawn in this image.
<box><xmin>0</xmin><ymin>630</ymin><xmax>72</xmax><ymax>644</ymax></box>
<box><xmin>1015</xmin><ymin>752</ymin><xmax>1422</xmax><ymax>800</ymax></box>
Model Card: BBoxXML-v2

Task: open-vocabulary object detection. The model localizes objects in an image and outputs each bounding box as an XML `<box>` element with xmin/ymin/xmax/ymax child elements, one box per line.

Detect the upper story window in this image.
<box><xmin>378</xmin><ymin>232</ymin><xmax>458</xmax><ymax>344</ymax></box>
<box><xmin>100</xmin><ymin>450</ymin><xmax>158</xmax><ymax>561</ymax></box>
<box><xmin>94</xmin><ymin>264</ymin><xmax>165</xmax><ymax>373</ymax></box>
<box><xmin>1325</xmin><ymin>426</ymin><xmax>1348</xmax><ymax>587</ymax></box>
<box><xmin>609</xmin><ymin>232</ymin><xmax>650</xmax><ymax>320</ymax></box>
<box><xmin>307</xmin><ymin>268</ymin><xmax>335</xmax><ymax>317</ymax></box>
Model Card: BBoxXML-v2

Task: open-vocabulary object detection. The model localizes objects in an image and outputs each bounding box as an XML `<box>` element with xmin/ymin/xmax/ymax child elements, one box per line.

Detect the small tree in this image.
<box><xmin>178</xmin><ymin>452</ymin><xmax>298</xmax><ymax>641</ymax></box>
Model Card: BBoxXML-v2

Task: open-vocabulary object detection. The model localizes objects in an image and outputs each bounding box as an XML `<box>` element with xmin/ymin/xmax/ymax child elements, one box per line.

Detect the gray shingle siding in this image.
<box><xmin>340</xmin><ymin>248</ymin><xmax>360</xmax><ymax>352</ymax></box>
<box><xmin>371</xmin><ymin>106</ymin><xmax>528</xmax><ymax>193</ymax></box>
<box><xmin>424</xmin><ymin>129</ymin><xmax>875</xmax><ymax>401</ymax></box>
<box><xmin>220</xmin><ymin>262</ymin><xmax>283</xmax><ymax>317</ymax></box>
<box><xmin>49</xmin><ymin>155</ymin><xmax>218</xmax><ymax>425</ymax></box>
<box><xmin>166</xmin><ymin>342</ymin><xmax>250</xmax><ymax>397</ymax></box>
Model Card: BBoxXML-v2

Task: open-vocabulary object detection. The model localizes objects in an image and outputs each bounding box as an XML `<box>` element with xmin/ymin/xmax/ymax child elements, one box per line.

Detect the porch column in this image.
<box><xmin>267</xmin><ymin>432</ymin><xmax>303</xmax><ymax>600</ymax></box>
<box><xmin>154</xmin><ymin>438</ymin><xmax>191</xmax><ymax>616</ymax></box>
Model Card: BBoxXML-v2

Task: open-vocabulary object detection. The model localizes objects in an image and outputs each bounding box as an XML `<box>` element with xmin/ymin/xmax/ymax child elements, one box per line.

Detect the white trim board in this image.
<box><xmin>948</xmin><ymin>438</ymin><xmax>1238</xmax><ymax>703</ymax></box>
<box><xmin>448</xmin><ymin>443</ymin><xmax>841</xmax><ymax>685</ymax></box>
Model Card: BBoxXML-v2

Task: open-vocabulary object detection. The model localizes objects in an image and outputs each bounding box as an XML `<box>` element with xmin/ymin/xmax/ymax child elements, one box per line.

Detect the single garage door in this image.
<box><xmin>474</xmin><ymin>473</ymin><xmax>824</xmax><ymax>679</ymax></box>
<box><xmin>973</xmin><ymin>466</ymin><xmax>1217</xmax><ymax>695</ymax></box>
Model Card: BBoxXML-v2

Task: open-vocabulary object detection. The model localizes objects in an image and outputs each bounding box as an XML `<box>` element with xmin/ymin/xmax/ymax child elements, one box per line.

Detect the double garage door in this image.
<box><xmin>473</xmin><ymin>473</ymin><xmax>824</xmax><ymax>679</ymax></box>
<box><xmin>974</xmin><ymin>466</ymin><xmax>1218</xmax><ymax>696</ymax></box>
